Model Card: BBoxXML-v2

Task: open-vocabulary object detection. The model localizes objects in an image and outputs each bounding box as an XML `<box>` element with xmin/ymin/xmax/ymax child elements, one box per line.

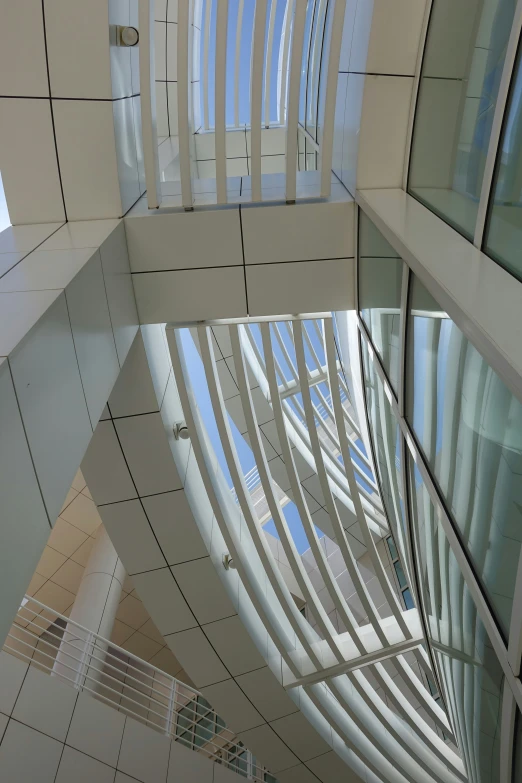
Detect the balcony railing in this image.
<box><xmin>3</xmin><ymin>595</ymin><xmax>276</xmax><ymax>783</ymax></box>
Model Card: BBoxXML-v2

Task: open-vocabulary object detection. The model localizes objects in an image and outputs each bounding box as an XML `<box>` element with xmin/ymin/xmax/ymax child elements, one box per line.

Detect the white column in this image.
<box><xmin>53</xmin><ymin>526</ymin><xmax>125</xmax><ymax>690</ymax></box>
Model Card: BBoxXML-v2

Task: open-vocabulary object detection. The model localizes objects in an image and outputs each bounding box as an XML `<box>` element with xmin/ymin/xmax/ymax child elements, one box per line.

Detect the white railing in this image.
<box><xmin>4</xmin><ymin>595</ymin><xmax>274</xmax><ymax>783</ymax></box>
<box><xmin>138</xmin><ymin>0</ymin><xmax>346</xmax><ymax>208</ymax></box>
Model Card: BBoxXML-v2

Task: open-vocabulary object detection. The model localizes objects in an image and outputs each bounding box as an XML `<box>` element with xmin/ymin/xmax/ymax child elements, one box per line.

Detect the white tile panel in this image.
<box><xmin>118</xmin><ymin>717</ymin><xmax>171</xmax><ymax>783</ymax></box>
<box><xmin>131</xmin><ymin>567</ymin><xmax>197</xmax><ymax>635</ymax></box>
<box><xmin>0</xmin><ymin>720</ymin><xmax>62</xmax><ymax>783</ymax></box>
<box><xmin>0</xmin><ymin>1</ymin><xmax>48</xmax><ymax>96</ymax></box>
<box><xmin>39</xmin><ymin>220</ymin><xmax>120</xmax><ymax>251</ymax></box>
<box><xmin>172</xmin><ymin>557</ymin><xmax>236</xmax><ymax>624</ymax></box>
<box><xmin>200</xmin><ymin>679</ymin><xmax>264</xmax><ymax>733</ymax></box>
<box><xmin>168</xmin><ymin>0</ymin><xmax>179</xmax><ymax>22</ymax></box>
<box><xmin>81</xmin><ymin>420</ymin><xmax>138</xmax><ymax>506</ymax></box>
<box><xmin>0</xmin><ymin>247</ymin><xmax>95</xmax><ymax>293</ymax></box>
<box><xmin>156</xmin><ymin>0</ymin><xmax>168</xmax><ymax>20</ymax></box>
<box><xmin>235</xmin><ymin>667</ymin><xmax>298</xmax><ymax>722</ymax></box>
<box><xmin>305</xmin><ymin>749</ymin><xmax>353</xmax><ymax>782</ymax></box>
<box><xmin>99</xmin><ymin>498</ymin><xmax>166</xmax><ymax>574</ymax></box>
<box><xmin>270</xmin><ymin>711</ymin><xmax>331</xmax><ymax>761</ymax></box>
<box><xmin>332</xmin><ymin>74</ymin><xmax>348</xmax><ymax>182</ymax></box>
<box><xmin>155</xmin><ymin>22</ymin><xmax>167</xmax><ymax>80</ymax></box>
<box><xmin>67</xmin><ymin>693</ymin><xmax>126</xmax><ymax>767</ymax></box>
<box><xmin>167</xmin><ymin>82</ymin><xmax>179</xmax><ymax>135</ymax></box>
<box><xmin>202</xmin><ymin>615</ymin><xmax>266</xmax><ymax>676</ymax></box>
<box><xmin>132</xmin><ymin>266</ymin><xmax>248</xmax><ymax>323</ymax></box>
<box><xmin>11</xmin><ymin>665</ymin><xmax>77</xmax><ymax>742</ymax></box>
<box><xmin>156</xmin><ymin>83</ymin><xmax>170</xmax><ymax>137</ymax></box>
<box><xmin>65</xmin><ymin>252</ymin><xmax>120</xmax><ymax>426</ymax></box>
<box><xmin>109</xmin><ymin>0</ymin><xmax>133</xmax><ymax>100</ymax></box>
<box><xmin>362</xmin><ymin>0</ymin><xmax>426</xmax><ymax>76</ymax></box>
<box><xmin>141</xmin><ymin>323</ymin><xmax>173</xmax><ymax>405</ymax></box>
<box><xmin>277</xmin><ymin>765</ymin><xmax>322</xmax><ymax>783</ymax></box>
<box><xmin>0</xmin><ymin>291</ymin><xmax>62</xmax><ymax>358</ymax></box>
<box><xmin>0</xmin><ymin>224</ymin><xmax>63</xmax><ymax>255</ymax></box>
<box><xmin>167</xmin><ymin>738</ymin><xmax>214</xmax><ymax>783</ymax></box>
<box><xmin>166</xmin><ymin>22</ymin><xmax>178</xmax><ymax>81</ymax></box>
<box><xmin>45</xmin><ymin>0</ymin><xmax>112</xmax><ymax>98</ymax></box>
<box><xmin>214</xmin><ymin>764</ymin><xmax>250</xmax><ymax>783</ymax></box>
<box><xmin>125</xmin><ymin>208</ymin><xmax>243</xmax><ymax>271</ymax></box>
<box><xmin>246</xmin><ymin>258</ymin><xmax>355</xmax><ymax>317</ymax></box>
<box><xmin>338</xmin><ymin>0</ymin><xmax>357</xmax><ymax>72</ymax></box>
<box><xmin>113</xmin><ymin>98</ymin><xmax>142</xmax><ymax>214</ymax></box>
<box><xmin>53</xmin><ymin>99</ymin><xmax>122</xmax><ymax>220</ymax></box>
<box><xmin>340</xmin><ymin>73</ymin><xmax>365</xmax><ymax>194</ymax></box>
<box><xmin>9</xmin><ymin>293</ymin><xmax>93</xmax><ymax>525</ymax></box>
<box><xmin>142</xmin><ymin>490</ymin><xmax>208</xmax><ymax>565</ymax></box>
<box><xmin>357</xmin><ymin>75</ymin><xmax>413</xmax><ymax>189</ymax></box>
<box><xmin>241</xmin><ymin>202</ymin><xmax>354</xmax><ymax>264</ymax></box>
<box><xmin>0</xmin><ymin>651</ymin><xmax>28</xmax><ymax>716</ymax></box>
<box><xmin>237</xmin><ymin>724</ymin><xmax>299</xmax><ymax>773</ymax></box>
<box><xmin>56</xmin><ymin>746</ymin><xmax>115</xmax><ymax>783</ymax></box>
<box><xmin>99</xmin><ymin>222</ymin><xmax>139</xmax><ymax>366</ymax></box>
<box><xmin>132</xmin><ymin>96</ymin><xmax>146</xmax><ymax>195</ymax></box>
<box><xmin>108</xmin><ymin>332</ymin><xmax>159</xmax><ymax>417</ymax></box>
<box><xmin>164</xmin><ymin>626</ymin><xmax>229</xmax><ymax>687</ymax></box>
<box><xmin>0</xmin><ymin>360</ymin><xmax>50</xmax><ymax>643</ymax></box>
<box><xmin>114</xmin><ymin>412</ymin><xmax>183</xmax><ymax>496</ymax></box>
<box><xmin>0</xmin><ymin>99</ymin><xmax>65</xmax><ymax>224</ymax></box>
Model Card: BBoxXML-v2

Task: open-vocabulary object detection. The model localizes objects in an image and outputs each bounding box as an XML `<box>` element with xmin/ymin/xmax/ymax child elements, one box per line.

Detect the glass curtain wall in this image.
<box><xmin>485</xmin><ymin>41</ymin><xmax>522</xmax><ymax>282</ymax></box>
<box><xmin>406</xmin><ymin>275</ymin><xmax>522</xmax><ymax>638</ymax></box>
<box><xmin>356</xmin><ymin>209</ymin><xmax>522</xmax><ymax>781</ymax></box>
<box><xmin>409</xmin><ymin>0</ymin><xmax>516</xmax><ymax>240</ymax></box>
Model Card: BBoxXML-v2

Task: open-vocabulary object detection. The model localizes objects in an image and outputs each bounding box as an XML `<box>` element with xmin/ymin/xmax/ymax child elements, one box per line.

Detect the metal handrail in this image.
<box><xmin>4</xmin><ymin>595</ymin><xmax>275</xmax><ymax>782</ymax></box>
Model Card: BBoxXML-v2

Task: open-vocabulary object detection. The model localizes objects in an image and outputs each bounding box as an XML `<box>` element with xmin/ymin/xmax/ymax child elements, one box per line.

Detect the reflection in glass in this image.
<box><xmin>409</xmin><ymin>0</ymin><xmax>516</xmax><ymax>239</ymax></box>
<box><xmin>406</xmin><ymin>274</ymin><xmax>522</xmax><ymax>636</ymax></box>
<box><xmin>485</xmin><ymin>45</ymin><xmax>522</xmax><ymax>282</ymax></box>
<box><xmin>514</xmin><ymin>709</ymin><xmax>522</xmax><ymax>782</ymax></box>
<box><xmin>361</xmin><ymin>336</ymin><xmax>409</xmax><ymax>575</ymax></box>
<box><xmin>408</xmin><ymin>456</ymin><xmax>504</xmax><ymax>783</ymax></box>
<box><xmin>358</xmin><ymin>212</ymin><xmax>403</xmax><ymax>392</ymax></box>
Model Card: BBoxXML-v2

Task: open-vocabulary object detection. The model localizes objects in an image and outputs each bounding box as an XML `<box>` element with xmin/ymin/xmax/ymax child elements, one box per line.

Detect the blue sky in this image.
<box><xmin>202</xmin><ymin>0</ymin><xmax>287</xmax><ymax>127</ymax></box>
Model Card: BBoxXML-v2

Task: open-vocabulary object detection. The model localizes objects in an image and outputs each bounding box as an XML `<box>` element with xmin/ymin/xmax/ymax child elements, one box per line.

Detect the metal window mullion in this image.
<box><xmin>499</xmin><ymin>679</ymin><xmax>517</xmax><ymax>783</ymax></box>
<box><xmin>250</xmin><ymin>0</ymin><xmax>269</xmax><ymax>201</ymax></box>
<box><xmin>178</xmin><ymin>0</ymin><xmax>194</xmax><ymax>206</ymax></box>
<box><xmin>203</xmin><ymin>0</ymin><xmax>212</xmax><ymax>129</ymax></box>
<box><xmin>230</xmin><ymin>324</ymin><xmax>344</xmax><ymax>659</ymax></box>
<box><xmin>401</xmin><ymin>417</ymin><xmax>522</xmax><ymax>715</ymax></box>
<box><xmin>198</xmin><ymin>324</ymin><xmax>327</xmax><ymax>672</ymax></box>
<box><xmin>234</xmin><ymin>0</ymin><xmax>245</xmax><ymax>127</ymax></box>
<box><xmin>285</xmin><ymin>0</ymin><xmax>307</xmax><ymax>201</ymax></box>
<box><xmin>318</xmin><ymin>0</ymin><xmax>344</xmax><ymax>196</ymax></box>
<box><xmin>294</xmin><ymin>320</ymin><xmax>392</xmax><ymax>645</ymax></box>
<box><xmin>264</xmin><ymin>0</ymin><xmax>278</xmax><ymax>127</ymax></box>
<box><xmin>261</xmin><ymin>321</ymin><xmax>366</xmax><ymax>654</ymax></box>
<box><xmin>278</xmin><ymin>0</ymin><xmax>294</xmax><ymax>125</ymax></box>
<box><xmin>139</xmin><ymin>0</ymin><xmax>161</xmax><ymax>208</ymax></box>
<box><xmin>215</xmin><ymin>0</ymin><xmax>229</xmax><ymax>203</ymax></box>
<box><xmin>473</xmin><ymin>0</ymin><xmax>522</xmax><ymax>248</ymax></box>
<box><xmin>167</xmin><ymin>326</ymin><xmax>305</xmax><ymax>678</ymax></box>
<box><xmin>324</xmin><ymin>318</ymin><xmax>411</xmax><ymax>640</ymax></box>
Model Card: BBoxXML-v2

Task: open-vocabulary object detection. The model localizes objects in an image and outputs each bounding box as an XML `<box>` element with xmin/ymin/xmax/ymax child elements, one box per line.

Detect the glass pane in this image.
<box><xmin>358</xmin><ymin>212</ymin><xmax>403</xmax><ymax>392</ymax></box>
<box><xmin>409</xmin><ymin>0</ymin><xmax>516</xmax><ymax>240</ymax></box>
<box><xmin>408</xmin><ymin>455</ymin><xmax>504</xmax><ymax>783</ymax></box>
<box><xmin>484</xmin><ymin>45</ymin><xmax>522</xmax><ymax>282</ymax></box>
<box><xmin>407</xmin><ymin>274</ymin><xmax>522</xmax><ymax>636</ymax></box>
<box><xmin>395</xmin><ymin>562</ymin><xmax>407</xmax><ymax>589</ymax></box>
<box><xmin>361</xmin><ymin>336</ymin><xmax>410</xmax><ymax>571</ymax></box>
<box><xmin>387</xmin><ymin>535</ymin><xmax>399</xmax><ymax>562</ymax></box>
<box><xmin>514</xmin><ymin>709</ymin><xmax>522</xmax><ymax>782</ymax></box>
<box><xmin>402</xmin><ymin>588</ymin><xmax>414</xmax><ymax>610</ymax></box>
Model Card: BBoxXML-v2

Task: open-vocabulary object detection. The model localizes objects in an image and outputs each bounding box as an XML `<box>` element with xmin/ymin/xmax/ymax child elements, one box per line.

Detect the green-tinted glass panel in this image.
<box><xmin>358</xmin><ymin>212</ymin><xmax>403</xmax><ymax>392</ymax></box>
<box><xmin>408</xmin><ymin>455</ymin><xmax>504</xmax><ymax>783</ymax></box>
<box><xmin>402</xmin><ymin>587</ymin><xmax>414</xmax><ymax>610</ymax></box>
<box><xmin>409</xmin><ymin>0</ymin><xmax>516</xmax><ymax>239</ymax></box>
<box><xmin>387</xmin><ymin>535</ymin><xmax>399</xmax><ymax>562</ymax></box>
<box><xmin>361</xmin><ymin>336</ymin><xmax>409</xmax><ymax>569</ymax></box>
<box><xmin>395</xmin><ymin>562</ymin><xmax>407</xmax><ymax>589</ymax></box>
<box><xmin>407</xmin><ymin>274</ymin><xmax>522</xmax><ymax>636</ymax></box>
<box><xmin>485</xmin><ymin>45</ymin><xmax>522</xmax><ymax>282</ymax></box>
<box><xmin>514</xmin><ymin>710</ymin><xmax>522</xmax><ymax>782</ymax></box>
